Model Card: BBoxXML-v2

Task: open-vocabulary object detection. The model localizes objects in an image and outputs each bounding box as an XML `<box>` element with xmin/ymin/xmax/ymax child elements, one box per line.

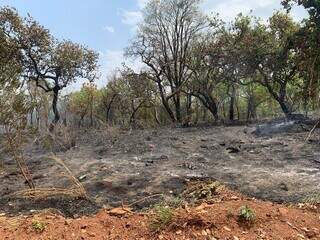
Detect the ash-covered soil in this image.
<box><xmin>1</xmin><ymin>124</ymin><xmax>320</xmax><ymax>216</ymax></box>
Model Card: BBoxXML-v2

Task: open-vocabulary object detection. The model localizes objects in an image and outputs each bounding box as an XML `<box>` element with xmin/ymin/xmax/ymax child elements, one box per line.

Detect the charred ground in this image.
<box><xmin>0</xmin><ymin>121</ymin><xmax>319</xmax><ymax>217</ymax></box>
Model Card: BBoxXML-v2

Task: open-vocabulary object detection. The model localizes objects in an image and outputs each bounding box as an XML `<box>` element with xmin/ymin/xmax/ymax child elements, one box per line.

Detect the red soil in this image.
<box><xmin>0</xmin><ymin>190</ymin><xmax>319</xmax><ymax>240</ymax></box>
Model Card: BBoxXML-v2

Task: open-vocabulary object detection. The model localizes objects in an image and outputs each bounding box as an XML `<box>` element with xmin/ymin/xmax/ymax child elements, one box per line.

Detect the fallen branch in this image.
<box><xmin>305</xmin><ymin>119</ymin><xmax>320</xmax><ymax>142</ymax></box>
<box><xmin>128</xmin><ymin>194</ymin><xmax>164</xmax><ymax>207</ymax></box>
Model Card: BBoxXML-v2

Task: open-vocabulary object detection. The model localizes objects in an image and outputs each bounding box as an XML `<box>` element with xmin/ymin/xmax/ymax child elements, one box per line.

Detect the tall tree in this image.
<box><xmin>0</xmin><ymin>7</ymin><xmax>99</xmax><ymax>125</ymax></box>
<box><xmin>235</xmin><ymin>13</ymin><xmax>302</xmax><ymax>117</ymax></box>
<box><xmin>126</xmin><ymin>0</ymin><xmax>208</xmax><ymax>123</ymax></box>
<box><xmin>283</xmin><ymin>0</ymin><xmax>320</xmax><ymax>111</ymax></box>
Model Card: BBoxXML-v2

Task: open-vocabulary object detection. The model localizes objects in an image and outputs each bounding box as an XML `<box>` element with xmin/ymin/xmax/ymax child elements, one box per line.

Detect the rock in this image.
<box><xmin>223</xmin><ymin>226</ymin><xmax>231</xmax><ymax>232</ymax></box>
<box><xmin>279</xmin><ymin>182</ymin><xmax>289</xmax><ymax>191</ymax></box>
<box><xmin>302</xmin><ymin>227</ymin><xmax>317</xmax><ymax>238</ymax></box>
<box><xmin>78</xmin><ymin>175</ymin><xmax>87</xmax><ymax>181</ymax></box>
<box><xmin>64</xmin><ymin>219</ymin><xmax>72</xmax><ymax>226</ymax></box>
<box><xmin>231</xmin><ymin>196</ymin><xmax>239</xmax><ymax>200</ymax></box>
<box><xmin>108</xmin><ymin>207</ymin><xmax>132</xmax><ymax>216</ymax></box>
<box><xmin>297</xmin><ymin>233</ymin><xmax>305</xmax><ymax>239</ymax></box>
<box><xmin>201</xmin><ymin>230</ymin><xmax>207</xmax><ymax>236</ymax></box>
<box><xmin>278</xmin><ymin>207</ymin><xmax>289</xmax><ymax>216</ymax></box>
<box><xmin>226</xmin><ymin>147</ymin><xmax>240</xmax><ymax>153</ymax></box>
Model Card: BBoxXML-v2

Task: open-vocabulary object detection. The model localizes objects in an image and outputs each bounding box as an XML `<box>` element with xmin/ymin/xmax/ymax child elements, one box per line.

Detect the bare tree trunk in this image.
<box><xmin>90</xmin><ymin>103</ymin><xmax>93</xmax><ymax>127</ymax></box>
<box><xmin>246</xmin><ymin>95</ymin><xmax>257</xmax><ymax>122</ymax></box>
<box><xmin>52</xmin><ymin>87</ymin><xmax>60</xmax><ymax>125</ymax></box>
<box><xmin>105</xmin><ymin>94</ymin><xmax>117</xmax><ymax>123</ymax></box>
<box><xmin>186</xmin><ymin>94</ymin><xmax>192</xmax><ymax>121</ymax></box>
<box><xmin>158</xmin><ymin>82</ymin><xmax>176</xmax><ymax>122</ymax></box>
<box><xmin>229</xmin><ymin>85</ymin><xmax>236</xmax><ymax>121</ymax></box>
<box><xmin>195</xmin><ymin>93</ymin><xmax>219</xmax><ymax>122</ymax></box>
<box><xmin>30</xmin><ymin>110</ymin><xmax>34</xmax><ymax>126</ymax></box>
<box><xmin>154</xmin><ymin>107</ymin><xmax>161</xmax><ymax>125</ymax></box>
<box><xmin>174</xmin><ymin>93</ymin><xmax>182</xmax><ymax>123</ymax></box>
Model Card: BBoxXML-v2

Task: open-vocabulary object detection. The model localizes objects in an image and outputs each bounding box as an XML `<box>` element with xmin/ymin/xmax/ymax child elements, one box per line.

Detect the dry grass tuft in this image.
<box><xmin>35</xmin><ymin>124</ymin><xmax>76</xmax><ymax>152</ymax></box>
<box><xmin>12</xmin><ymin>156</ymin><xmax>87</xmax><ymax>200</ymax></box>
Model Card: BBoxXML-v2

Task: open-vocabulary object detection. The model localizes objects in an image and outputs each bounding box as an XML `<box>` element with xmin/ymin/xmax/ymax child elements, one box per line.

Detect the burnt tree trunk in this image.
<box><xmin>229</xmin><ymin>85</ymin><xmax>236</xmax><ymax>121</ymax></box>
<box><xmin>52</xmin><ymin>86</ymin><xmax>60</xmax><ymax>124</ymax></box>
<box><xmin>193</xmin><ymin>92</ymin><xmax>219</xmax><ymax>122</ymax></box>
<box><xmin>174</xmin><ymin>92</ymin><xmax>182</xmax><ymax>123</ymax></box>
<box><xmin>158</xmin><ymin>82</ymin><xmax>176</xmax><ymax>122</ymax></box>
<box><xmin>246</xmin><ymin>95</ymin><xmax>257</xmax><ymax>122</ymax></box>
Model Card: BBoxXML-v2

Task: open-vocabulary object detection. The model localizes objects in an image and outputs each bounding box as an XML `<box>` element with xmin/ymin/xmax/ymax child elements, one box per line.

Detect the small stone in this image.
<box><xmin>223</xmin><ymin>226</ymin><xmax>231</xmax><ymax>232</ymax></box>
<box><xmin>302</xmin><ymin>228</ymin><xmax>317</xmax><ymax>238</ymax></box>
<box><xmin>278</xmin><ymin>207</ymin><xmax>288</xmax><ymax>216</ymax></box>
<box><xmin>80</xmin><ymin>225</ymin><xmax>87</xmax><ymax>229</ymax></box>
<box><xmin>78</xmin><ymin>175</ymin><xmax>87</xmax><ymax>181</ymax></box>
<box><xmin>176</xmin><ymin>230</ymin><xmax>182</xmax><ymax>235</ymax></box>
<box><xmin>158</xmin><ymin>235</ymin><xmax>164</xmax><ymax>239</ymax></box>
<box><xmin>66</xmin><ymin>219</ymin><xmax>73</xmax><ymax>225</ymax></box>
<box><xmin>201</xmin><ymin>230</ymin><xmax>208</xmax><ymax>236</ymax></box>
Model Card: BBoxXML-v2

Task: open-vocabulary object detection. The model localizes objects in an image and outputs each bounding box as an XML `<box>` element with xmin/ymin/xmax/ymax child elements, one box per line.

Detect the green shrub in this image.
<box><xmin>149</xmin><ymin>204</ymin><xmax>174</xmax><ymax>232</ymax></box>
<box><xmin>238</xmin><ymin>205</ymin><xmax>255</xmax><ymax>222</ymax></box>
<box><xmin>31</xmin><ymin>220</ymin><xmax>46</xmax><ymax>233</ymax></box>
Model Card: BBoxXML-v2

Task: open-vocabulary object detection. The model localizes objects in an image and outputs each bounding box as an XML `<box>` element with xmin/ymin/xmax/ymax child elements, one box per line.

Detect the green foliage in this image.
<box><xmin>238</xmin><ymin>205</ymin><xmax>255</xmax><ymax>222</ymax></box>
<box><xmin>31</xmin><ymin>220</ymin><xmax>46</xmax><ymax>233</ymax></box>
<box><xmin>2</xmin><ymin>2</ymin><xmax>320</xmax><ymax>129</ymax></box>
<box><xmin>149</xmin><ymin>203</ymin><xmax>174</xmax><ymax>232</ymax></box>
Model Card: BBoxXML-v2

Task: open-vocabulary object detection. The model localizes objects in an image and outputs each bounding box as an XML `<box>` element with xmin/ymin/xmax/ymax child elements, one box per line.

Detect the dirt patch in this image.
<box><xmin>0</xmin><ymin>187</ymin><xmax>319</xmax><ymax>240</ymax></box>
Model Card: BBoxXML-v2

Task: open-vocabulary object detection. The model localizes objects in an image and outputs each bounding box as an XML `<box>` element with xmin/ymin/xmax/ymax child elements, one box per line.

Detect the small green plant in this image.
<box><xmin>149</xmin><ymin>203</ymin><xmax>174</xmax><ymax>232</ymax></box>
<box><xmin>166</xmin><ymin>197</ymin><xmax>182</xmax><ymax>209</ymax></box>
<box><xmin>32</xmin><ymin>220</ymin><xmax>46</xmax><ymax>233</ymax></box>
<box><xmin>238</xmin><ymin>205</ymin><xmax>255</xmax><ymax>222</ymax></box>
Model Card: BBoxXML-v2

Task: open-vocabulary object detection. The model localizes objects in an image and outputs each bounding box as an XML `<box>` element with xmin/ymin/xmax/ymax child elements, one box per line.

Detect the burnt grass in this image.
<box><xmin>0</xmin><ymin>123</ymin><xmax>320</xmax><ymax>217</ymax></box>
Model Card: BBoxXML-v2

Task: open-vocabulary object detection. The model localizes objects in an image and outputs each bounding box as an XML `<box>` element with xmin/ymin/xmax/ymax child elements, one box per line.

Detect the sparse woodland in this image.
<box><xmin>1</xmin><ymin>0</ymin><xmax>320</xmax><ymax>132</ymax></box>
<box><xmin>0</xmin><ymin>1</ymin><xmax>320</xmax><ymax>239</ymax></box>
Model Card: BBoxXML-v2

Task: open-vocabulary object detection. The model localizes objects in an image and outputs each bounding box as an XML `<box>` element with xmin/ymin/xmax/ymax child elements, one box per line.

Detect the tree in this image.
<box><xmin>235</xmin><ymin>12</ymin><xmax>302</xmax><ymax>117</ymax></box>
<box><xmin>283</xmin><ymin>0</ymin><xmax>320</xmax><ymax>24</ymax></box>
<box><xmin>186</xmin><ymin>28</ymin><xmax>223</xmax><ymax>121</ymax></box>
<box><xmin>126</xmin><ymin>0</ymin><xmax>208</xmax><ymax>123</ymax></box>
<box><xmin>0</xmin><ymin>27</ymin><xmax>21</xmax><ymax>88</ymax></box>
<box><xmin>283</xmin><ymin>0</ymin><xmax>320</xmax><ymax>112</ymax></box>
<box><xmin>68</xmin><ymin>82</ymin><xmax>99</xmax><ymax>127</ymax></box>
<box><xmin>100</xmin><ymin>69</ymin><xmax>156</xmax><ymax>127</ymax></box>
<box><xmin>0</xmin><ymin>7</ymin><xmax>99</xmax><ymax>125</ymax></box>
<box><xmin>0</xmin><ymin>25</ymin><xmax>34</xmax><ymax>189</ymax></box>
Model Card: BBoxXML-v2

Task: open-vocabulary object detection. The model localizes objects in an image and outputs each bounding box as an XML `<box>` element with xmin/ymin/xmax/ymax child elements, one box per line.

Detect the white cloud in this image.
<box><xmin>137</xmin><ymin>0</ymin><xmax>149</xmax><ymax>9</ymax></box>
<box><xmin>103</xmin><ymin>25</ymin><xmax>115</xmax><ymax>33</ymax></box>
<box><xmin>202</xmin><ymin>0</ymin><xmax>307</xmax><ymax>22</ymax></box>
<box><xmin>202</xmin><ymin>0</ymin><xmax>279</xmax><ymax>21</ymax></box>
<box><xmin>119</xmin><ymin>0</ymin><xmax>148</xmax><ymax>31</ymax></box>
<box><xmin>120</xmin><ymin>9</ymin><xmax>143</xmax><ymax>30</ymax></box>
<box><xmin>99</xmin><ymin>50</ymin><xmax>144</xmax><ymax>86</ymax></box>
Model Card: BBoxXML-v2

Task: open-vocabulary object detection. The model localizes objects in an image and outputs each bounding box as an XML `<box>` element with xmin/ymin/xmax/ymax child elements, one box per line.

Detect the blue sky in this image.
<box><xmin>0</xmin><ymin>0</ymin><xmax>307</xmax><ymax>91</ymax></box>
